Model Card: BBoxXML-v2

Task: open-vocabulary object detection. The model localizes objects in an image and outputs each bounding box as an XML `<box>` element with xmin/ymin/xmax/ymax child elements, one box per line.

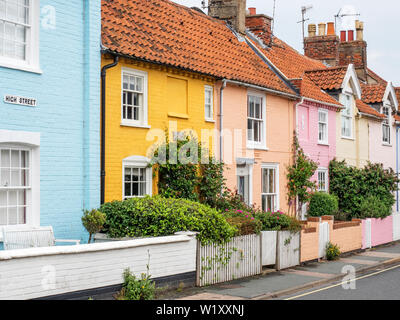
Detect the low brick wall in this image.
<box><xmin>371</xmin><ymin>216</ymin><xmax>393</xmax><ymax>247</ymax></box>
<box><xmin>329</xmin><ymin>219</ymin><xmax>362</xmax><ymax>253</ymax></box>
<box><xmin>300</xmin><ymin>227</ymin><xmax>319</xmax><ymax>263</ymax></box>
<box><xmin>300</xmin><ymin>217</ymin><xmax>320</xmax><ymax>263</ymax></box>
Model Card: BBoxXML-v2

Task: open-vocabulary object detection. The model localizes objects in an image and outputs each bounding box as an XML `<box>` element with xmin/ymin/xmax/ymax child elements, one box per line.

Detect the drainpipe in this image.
<box><xmin>101</xmin><ymin>55</ymin><xmax>119</xmax><ymax>205</ymax></box>
<box><xmin>219</xmin><ymin>79</ymin><xmax>227</xmax><ymax>163</ymax></box>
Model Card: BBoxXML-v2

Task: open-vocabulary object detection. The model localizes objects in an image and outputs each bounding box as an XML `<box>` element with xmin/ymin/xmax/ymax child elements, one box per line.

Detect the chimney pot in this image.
<box><xmin>348</xmin><ymin>30</ymin><xmax>354</xmax><ymax>41</ymax></box>
<box><xmin>355</xmin><ymin>20</ymin><xmax>364</xmax><ymax>41</ymax></box>
<box><xmin>340</xmin><ymin>30</ymin><xmax>347</xmax><ymax>42</ymax></box>
<box><xmin>327</xmin><ymin>22</ymin><xmax>335</xmax><ymax>36</ymax></box>
<box><xmin>248</xmin><ymin>7</ymin><xmax>256</xmax><ymax>15</ymax></box>
<box><xmin>308</xmin><ymin>24</ymin><xmax>316</xmax><ymax>37</ymax></box>
<box><xmin>318</xmin><ymin>23</ymin><xmax>326</xmax><ymax>36</ymax></box>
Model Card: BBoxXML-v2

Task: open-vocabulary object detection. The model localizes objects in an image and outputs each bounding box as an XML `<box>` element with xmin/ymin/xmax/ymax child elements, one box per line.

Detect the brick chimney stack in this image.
<box><xmin>245</xmin><ymin>7</ymin><xmax>273</xmax><ymax>46</ymax></box>
<box><xmin>208</xmin><ymin>0</ymin><xmax>247</xmax><ymax>35</ymax></box>
<box><xmin>304</xmin><ymin>22</ymin><xmax>340</xmax><ymax>67</ymax></box>
<box><xmin>338</xmin><ymin>21</ymin><xmax>367</xmax><ymax>81</ymax></box>
<box><xmin>304</xmin><ymin>20</ymin><xmax>368</xmax><ymax>79</ymax></box>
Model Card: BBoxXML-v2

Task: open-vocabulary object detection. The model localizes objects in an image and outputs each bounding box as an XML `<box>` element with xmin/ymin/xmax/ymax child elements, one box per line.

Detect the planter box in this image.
<box><xmin>261</xmin><ymin>231</ymin><xmax>277</xmax><ymax>266</ymax></box>
<box><xmin>276</xmin><ymin>231</ymin><xmax>300</xmax><ymax>270</ymax></box>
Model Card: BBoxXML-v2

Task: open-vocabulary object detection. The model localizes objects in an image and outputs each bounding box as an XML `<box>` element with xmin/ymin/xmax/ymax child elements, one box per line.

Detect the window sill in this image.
<box><xmin>205</xmin><ymin>119</ymin><xmax>216</xmax><ymax>123</ymax></box>
<box><xmin>341</xmin><ymin>136</ymin><xmax>355</xmax><ymax>141</ymax></box>
<box><xmin>120</xmin><ymin>121</ymin><xmax>151</xmax><ymax>129</ymax></box>
<box><xmin>318</xmin><ymin>142</ymin><xmax>330</xmax><ymax>146</ymax></box>
<box><xmin>247</xmin><ymin>144</ymin><xmax>269</xmax><ymax>151</ymax></box>
<box><xmin>382</xmin><ymin>143</ymin><xmax>392</xmax><ymax>147</ymax></box>
<box><xmin>168</xmin><ymin>112</ymin><xmax>189</xmax><ymax>120</ymax></box>
<box><xmin>0</xmin><ymin>61</ymin><xmax>42</xmax><ymax>74</ymax></box>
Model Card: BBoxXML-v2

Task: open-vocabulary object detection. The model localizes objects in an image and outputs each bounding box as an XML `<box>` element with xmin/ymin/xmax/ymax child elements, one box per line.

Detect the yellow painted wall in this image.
<box><xmin>336</xmin><ymin>96</ymin><xmax>369</xmax><ymax>168</ymax></box>
<box><xmin>102</xmin><ymin>56</ymin><xmax>216</xmax><ymax>202</ymax></box>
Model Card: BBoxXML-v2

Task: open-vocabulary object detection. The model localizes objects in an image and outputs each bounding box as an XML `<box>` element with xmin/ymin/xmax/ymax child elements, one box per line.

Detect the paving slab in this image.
<box><xmin>205</xmin><ymin>272</ymin><xmax>321</xmax><ymax>299</ymax></box>
<box><xmin>178</xmin><ymin>293</ymin><xmax>245</xmax><ymax>300</ymax></box>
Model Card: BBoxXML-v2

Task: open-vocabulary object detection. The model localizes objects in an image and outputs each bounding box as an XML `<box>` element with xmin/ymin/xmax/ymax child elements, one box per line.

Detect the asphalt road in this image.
<box><xmin>283</xmin><ymin>263</ymin><xmax>400</xmax><ymax>300</ymax></box>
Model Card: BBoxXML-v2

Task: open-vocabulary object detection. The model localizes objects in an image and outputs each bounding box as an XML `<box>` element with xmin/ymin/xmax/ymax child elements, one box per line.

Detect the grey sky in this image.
<box><xmin>172</xmin><ymin>0</ymin><xmax>399</xmax><ymax>86</ymax></box>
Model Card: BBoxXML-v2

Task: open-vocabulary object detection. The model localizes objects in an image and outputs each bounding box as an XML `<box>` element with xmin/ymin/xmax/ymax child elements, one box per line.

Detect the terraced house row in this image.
<box><xmin>0</xmin><ymin>0</ymin><xmax>399</xmax><ymax>243</ymax></box>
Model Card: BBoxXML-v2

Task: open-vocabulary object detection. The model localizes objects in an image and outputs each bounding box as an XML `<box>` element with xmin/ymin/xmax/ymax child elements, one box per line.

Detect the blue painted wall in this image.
<box><xmin>0</xmin><ymin>1</ymin><xmax>101</xmax><ymax>243</ymax></box>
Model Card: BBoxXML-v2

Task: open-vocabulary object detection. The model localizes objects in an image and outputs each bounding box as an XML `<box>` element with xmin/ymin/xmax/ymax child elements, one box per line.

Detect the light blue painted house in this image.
<box><xmin>0</xmin><ymin>0</ymin><xmax>101</xmax><ymax>244</ymax></box>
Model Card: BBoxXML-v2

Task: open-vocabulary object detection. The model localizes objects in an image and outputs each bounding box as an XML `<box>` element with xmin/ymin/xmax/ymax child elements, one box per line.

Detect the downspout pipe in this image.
<box><xmin>101</xmin><ymin>55</ymin><xmax>119</xmax><ymax>205</ymax></box>
<box><xmin>219</xmin><ymin>79</ymin><xmax>227</xmax><ymax>163</ymax></box>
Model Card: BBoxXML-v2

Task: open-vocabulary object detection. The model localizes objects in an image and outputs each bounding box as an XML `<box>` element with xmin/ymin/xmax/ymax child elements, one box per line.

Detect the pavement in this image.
<box><xmin>162</xmin><ymin>241</ymin><xmax>400</xmax><ymax>301</ymax></box>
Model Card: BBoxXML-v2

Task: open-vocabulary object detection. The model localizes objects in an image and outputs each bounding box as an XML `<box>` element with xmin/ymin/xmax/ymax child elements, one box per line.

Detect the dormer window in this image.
<box><xmin>341</xmin><ymin>94</ymin><xmax>353</xmax><ymax>139</ymax></box>
<box><xmin>382</xmin><ymin>104</ymin><xmax>391</xmax><ymax>145</ymax></box>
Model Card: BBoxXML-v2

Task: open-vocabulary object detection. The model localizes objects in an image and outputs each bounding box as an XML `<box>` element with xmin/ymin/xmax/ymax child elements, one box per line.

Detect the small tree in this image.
<box><xmin>82</xmin><ymin>209</ymin><xmax>107</xmax><ymax>243</ymax></box>
<box><xmin>287</xmin><ymin>134</ymin><xmax>318</xmax><ymax>218</ymax></box>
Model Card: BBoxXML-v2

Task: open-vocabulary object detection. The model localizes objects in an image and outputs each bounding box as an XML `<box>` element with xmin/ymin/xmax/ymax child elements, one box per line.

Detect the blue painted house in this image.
<box><xmin>0</xmin><ymin>0</ymin><xmax>101</xmax><ymax>243</ymax></box>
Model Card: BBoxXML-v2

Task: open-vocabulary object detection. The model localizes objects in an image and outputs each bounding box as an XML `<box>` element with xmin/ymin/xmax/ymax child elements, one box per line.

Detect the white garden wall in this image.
<box><xmin>0</xmin><ymin>232</ymin><xmax>197</xmax><ymax>300</ymax></box>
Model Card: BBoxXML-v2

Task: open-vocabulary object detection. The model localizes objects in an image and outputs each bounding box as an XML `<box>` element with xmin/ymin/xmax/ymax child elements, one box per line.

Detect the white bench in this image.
<box><xmin>2</xmin><ymin>226</ymin><xmax>80</xmax><ymax>250</ymax></box>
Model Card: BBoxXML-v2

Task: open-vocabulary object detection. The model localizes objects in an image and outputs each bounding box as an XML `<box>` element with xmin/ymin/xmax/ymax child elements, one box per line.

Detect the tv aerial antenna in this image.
<box><xmin>334</xmin><ymin>8</ymin><xmax>360</xmax><ymax>33</ymax></box>
<box><xmin>298</xmin><ymin>5</ymin><xmax>313</xmax><ymax>49</ymax></box>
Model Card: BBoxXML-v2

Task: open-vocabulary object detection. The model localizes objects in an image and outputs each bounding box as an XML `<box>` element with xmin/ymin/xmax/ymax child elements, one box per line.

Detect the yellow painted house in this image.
<box><xmin>101</xmin><ymin>55</ymin><xmax>217</xmax><ymax>203</ymax></box>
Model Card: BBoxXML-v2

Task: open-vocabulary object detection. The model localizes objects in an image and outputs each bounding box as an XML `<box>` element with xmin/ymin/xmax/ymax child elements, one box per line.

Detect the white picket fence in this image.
<box><xmin>197</xmin><ymin>235</ymin><xmax>262</xmax><ymax>287</ymax></box>
<box><xmin>276</xmin><ymin>231</ymin><xmax>300</xmax><ymax>270</ymax></box>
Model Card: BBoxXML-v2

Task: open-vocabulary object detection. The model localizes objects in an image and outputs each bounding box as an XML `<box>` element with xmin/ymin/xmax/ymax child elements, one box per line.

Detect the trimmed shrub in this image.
<box><xmin>225</xmin><ymin>216</ymin><xmax>262</xmax><ymax>236</ymax></box>
<box><xmin>253</xmin><ymin>211</ymin><xmax>302</xmax><ymax>233</ymax></box>
<box><xmin>308</xmin><ymin>192</ymin><xmax>339</xmax><ymax>217</ymax></box>
<box><xmin>100</xmin><ymin>196</ymin><xmax>236</xmax><ymax>245</ymax></box>
<box><xmin>82</xmin><ymin>209</ymin><xmax>107</xmax><ymax>243</ymax></box>
<box><xmin>358</xmin><ymin>196</ymin><xmax>391</xmax><ymax>219</ymax></box>
<box><xmin>329</xmin><ymin>160</ymin><xmax>398</xmax><ymax>219</ymax></box>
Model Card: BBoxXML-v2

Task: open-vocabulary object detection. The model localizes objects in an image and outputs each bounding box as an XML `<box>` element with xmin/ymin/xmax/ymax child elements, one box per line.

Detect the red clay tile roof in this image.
<box><xmin>248</xmin><ymin>36</ymin><xmax>341</xmax><ymax>106</ymax></box>
<box><xmin>361</xmin><ymin>84</ymin><xmax>386</xmax><ymax>104</ymax></box>
<box><xmin>305</xmin><ymin>67</ymin><xmax>348</xmax><ymax>91</ymax></box>
<box><xmin>297</xmin><ymin>75</ymin><xmax>342</xmax><ymax>107</ymax></box>
<box><xmin>395</xmin><ymin>88</ymin><xmax>400</xmax><ymax>104</ymax></box>
<box><xmin>356</xmin><ymin>99</ymin><xmax>385</xmax><ymax>119</ymax></box>
<box><xmin>101</xmin><ymin>0</ymin><xmax>295</xmax><ymax>95</ymax></box>
<box><xmin>262</xmin><ymin>37</ymin><xmax>327</xmax><ymax>79</ymax></box>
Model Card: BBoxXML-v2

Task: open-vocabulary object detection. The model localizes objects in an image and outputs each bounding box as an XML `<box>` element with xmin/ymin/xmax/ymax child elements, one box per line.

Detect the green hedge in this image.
<box><xmin>329</xmin><ymin>160</ymin><xmax>398</xmax><ymax>219</ymax></box>
<box><xmin>359</xmin><ymin>196</ymin><xmax>392</xmax><ymax>219</ymax></box>
<box><xmin>100</xmin><ymin>196</ymin><xmax>236</xmax><ymax>245</ymax></box>
<box><xmin>308</xmin><ymin>192</ymin><xmax>338</xmax><ymax>217</ymax></box>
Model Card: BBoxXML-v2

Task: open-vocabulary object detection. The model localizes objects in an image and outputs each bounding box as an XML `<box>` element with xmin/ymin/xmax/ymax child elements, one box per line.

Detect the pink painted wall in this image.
<box><xmin>297</xmin><ymin>101</ymin><xmax>337</xmax><ymax>185</ymax></box>
<box><xmin>362</xmin><ymin>216</ymin><xmax>394</xmax><ymax>248</ymax></box>
<box><xmin>216</xmin><ymin>83</ymin><xmax>295</xmax><ymax>214</ymax></box>
<box><xmin>368</xmin><ymin>120</ymin><xmax>396</xmax><ymax>170</ymax></box>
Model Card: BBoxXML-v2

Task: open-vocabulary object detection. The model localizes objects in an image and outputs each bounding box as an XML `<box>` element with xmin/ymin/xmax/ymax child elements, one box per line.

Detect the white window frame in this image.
<box><xmin>341</xmin><ymin>93</ymin><xmax>353</xmax><ymax>139</ymax></box>
<box><xmin>261</xmin><ymin>163</ymin><xmax>279</xmax><ymax>212</ymax></box>
<box><xmin>122</xmin><ymin>156</ymin><xmax>152</xmax><ymax>200</ymax></box>
<box><xmin>317</xmin><ymin>168</ymin><xmax>329</xmax><ymax>192</ymax></box>
<box><xmin>318</xmin><ymin>108</ymin><xmax>329</xmax><ymax>145</ymax></box>
<box><xmin>0</xmin><ymin>129</ymin><xmax>40</xmax><ymax>240</ymax></box>
<box><xmin>382</xmin><ymin>103</ymin><xmax>391</xmax><ymax>145</ymax></box>
<box><xmin>204</xmin><ymin>85</ymin><xmax>214</xmax><ymax>122</ymax></box>
<box><xmin>121</xmin><ymin>67</ymin><xmax>150</xmax><ymax>129</ymax></box>
<box><xmin>247</xmin><ymin>91</ymin><xmax>267</xmax><ymax>150</ymax></box>
<box><xmin>0</xmin><ymin>0</ymin><xmax>41</xmax><ymax>73</ymax></box>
